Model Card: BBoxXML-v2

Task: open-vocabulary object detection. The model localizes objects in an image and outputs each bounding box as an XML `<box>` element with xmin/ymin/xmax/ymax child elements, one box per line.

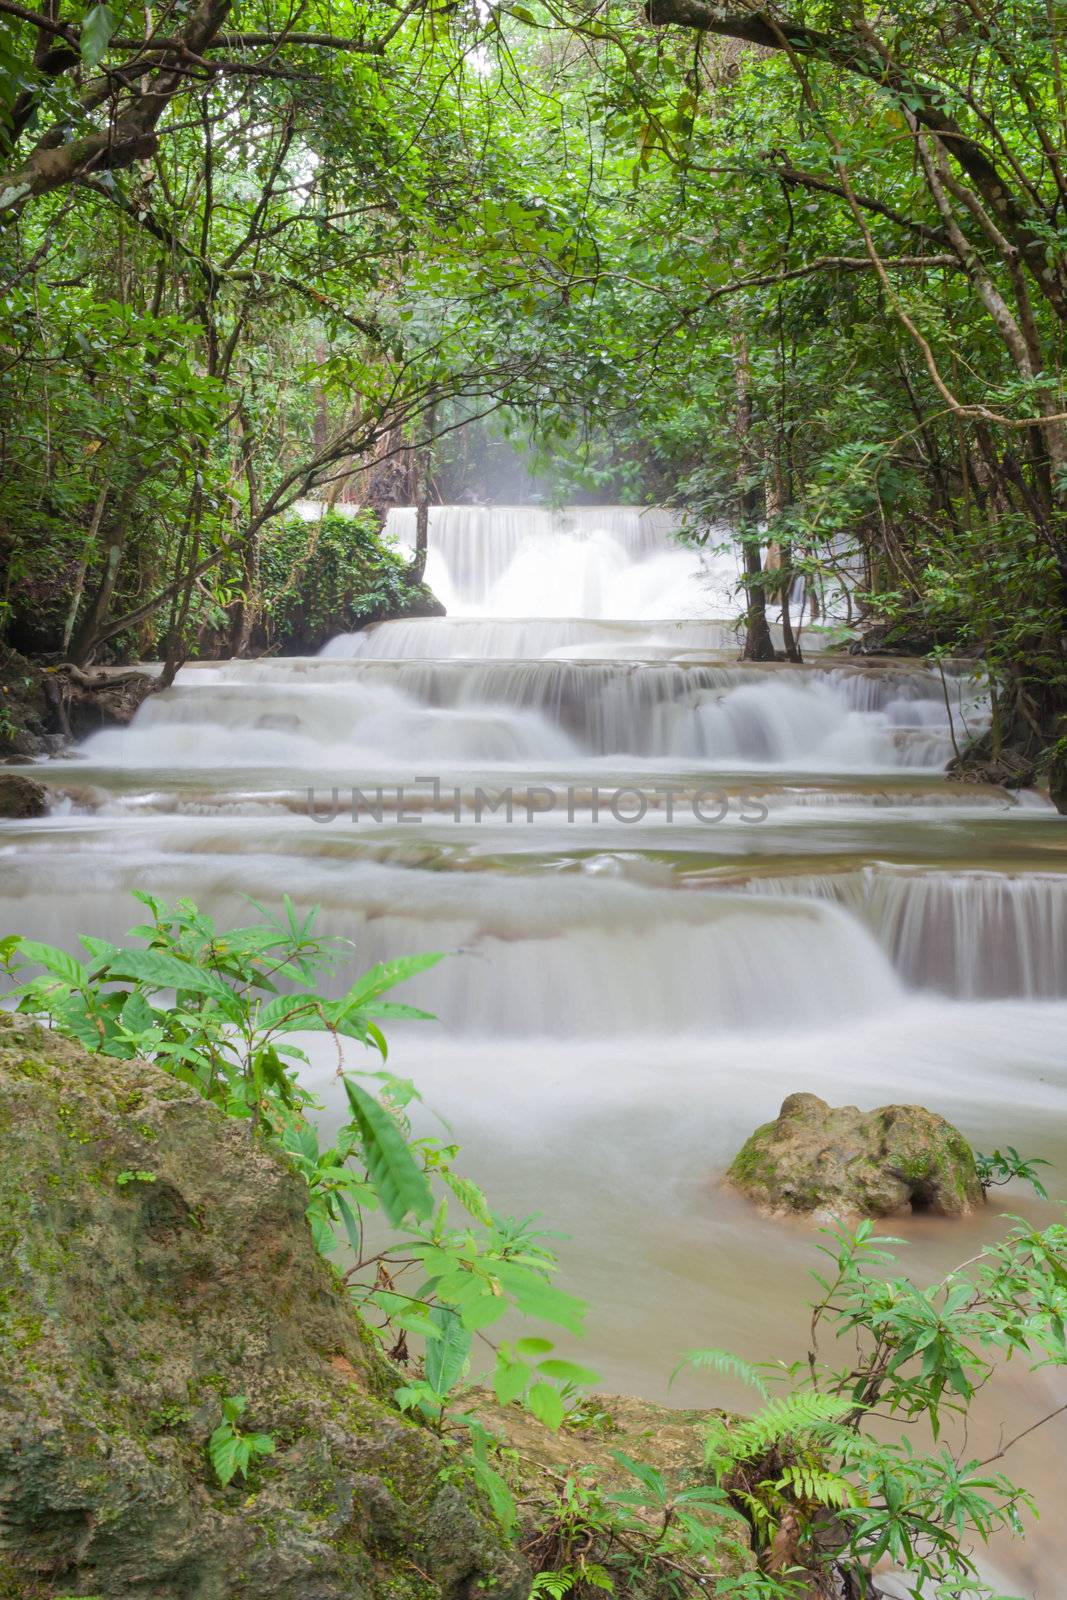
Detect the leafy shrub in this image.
<box><xmin>3</xmin><ymin>894</ymin><xmax>592</xmax><ymax>1522</ymax></box>
<box><xmin>260</xmin><ymin>509</ymin><xmax>438</xmax><ymax>652</ymax></box>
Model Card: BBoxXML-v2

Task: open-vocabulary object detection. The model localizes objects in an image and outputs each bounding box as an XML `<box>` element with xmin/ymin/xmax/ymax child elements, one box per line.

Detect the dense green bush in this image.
<box><xmin>259</xmin><ymin>510</ymin><xmax>441</xmax><ymax>654</ymax></box>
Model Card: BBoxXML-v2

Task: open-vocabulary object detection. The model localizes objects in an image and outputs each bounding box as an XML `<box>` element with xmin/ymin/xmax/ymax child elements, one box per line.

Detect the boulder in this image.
<box><xmin>727</xmin><ymin>1093</ymin><xmax>984</xmax><ymax>1219</ymax></box>
<box><xmin>0</xmin><ymin>1012</ymin><xmax>527</xmax><ymax>1600</ymax></box>
<box><xmin>0</xmin><ymin>772</ymin><xmax>48</xmax><ymax>818</ymax></box>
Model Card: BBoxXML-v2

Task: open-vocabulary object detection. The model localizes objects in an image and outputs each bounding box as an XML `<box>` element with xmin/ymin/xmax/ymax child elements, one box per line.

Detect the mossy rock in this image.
<box><xmin>0</xmin><ymin>1013</ymin><xmax>527</xmax><ymax>1600</ymax></box>
<box><xmin>726</xmin><ymin>1093</ymin><xmax>984</xmax><ymax>1220</ymax></box>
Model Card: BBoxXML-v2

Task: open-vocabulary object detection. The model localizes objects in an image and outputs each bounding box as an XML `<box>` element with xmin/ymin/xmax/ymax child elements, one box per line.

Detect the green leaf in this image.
<box><xmin>515</xmin><ymin>1336</ymin><xmax>554</xmax><ymax>1357</ymax></box>
<box><xmin>106</xmin><ymin>948</ymin><xmax>231</xmax><ymax>998</ymax></box>
<box><xmin>208</xmin><ymin>1427</ymin><xmax>241</xmax><ymax>1486</ymax></box>
<box><xmin>492</xmin><ymin>1354</ymin><xmax>532</xmax><ymax>1406</ymax></box>
<box><xmin>527</xmin><ymin>1382</ymin><xmax>564</xmax><ymax>1430</ymax></box>
<box><xmin>120</xmin><ymin>990</ymin><xmax>157</xmax><ymax>1035</ymax></box>
<box><xmin>80</xmin><ymin>2</ymin><xmax>116</xmax><ymax>66</ymax></box>
<box><xmin>16</xmin><ymin>939</ymin><xmax>88</xmax><ymax>988</ymax></box>
<box><xmin>343</xmin><ymin>1076</ymin><xmax>432</xmax><ymax>1226</ymax></box>
<box><xmin>341</xmin><ymin>952</ymin><xmax>444</xmax><ymax>1008</ymax></box>
<box><xmin>611</xmin><ymin>1451</ymin><xmax>665</xmax><ymax>1500</ymax></box>
<box><xmin>467</xmin><ymin>1423</ymin><xmax>518</xmax><ymax>1535</ymax></box>
<box><xmin>536</xmin><ymin>1357</ymin><xmax>600</xmax><ymax>1385</ymax></box>
<box><xmin>424</xmin><ymin>1306</ymin><xmax>471</xmax><ymax>1396</ymax></box>
<box><xmin>492</xmin><ymin>1263</ymin><xmax>586</xmax><ymax>1333</ymax></box>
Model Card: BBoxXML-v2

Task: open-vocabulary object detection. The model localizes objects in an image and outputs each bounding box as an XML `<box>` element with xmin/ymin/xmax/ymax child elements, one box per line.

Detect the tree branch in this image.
<box><xmin>644</xmin><ymin>0</ymin><xmax>1067</xmax><ymax>320</ymax></box>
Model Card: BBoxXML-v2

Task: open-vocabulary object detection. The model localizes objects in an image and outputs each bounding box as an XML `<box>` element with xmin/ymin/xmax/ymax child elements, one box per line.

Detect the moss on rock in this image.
<box><xmin>0</xmin><ymin>1013</ymin><xmax>527</xmax><ymax>1600</ymax></box>
<box><xmin>726</xmin><ymin>1092</ymin><xmax>985</xmax><ymax>1220</ymax></box>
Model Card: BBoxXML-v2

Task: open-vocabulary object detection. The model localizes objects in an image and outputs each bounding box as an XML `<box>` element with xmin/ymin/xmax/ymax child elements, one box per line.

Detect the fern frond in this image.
<box><xmin>672</xmin><ymin>1347</ymin><xmax>770</xmax><ymax>1399</ymax></box>
<box><xmin>706</xmin><ymin>1390</ymin><xmax>854</xmax><ymax>1469</ymax></box>
<box><xmin>773</xmin><ymin>1463</ymin><xmax>856</xmax><ymax>1509</ymax></box>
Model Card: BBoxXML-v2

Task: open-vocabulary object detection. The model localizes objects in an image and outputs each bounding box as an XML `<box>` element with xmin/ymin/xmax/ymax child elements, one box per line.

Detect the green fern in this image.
<box><xmin>671</xmin><ymin>1347</ymin><xmax>770</xmax><ymax>1398</ymax></box>
<box><xmin>774</xmin><ymin>1462</ymin><xmax>856</xmax><ymax>1509</ymax></box>
<box><xmin>531</xmin><ymin>1564</ymin><xmax>614</xmax><ymax>1597</ymax></box>
<box><xmin>705</xmin><ymin>1390</ymin><xmax>854</xmax><ymax>1473</ymax></box>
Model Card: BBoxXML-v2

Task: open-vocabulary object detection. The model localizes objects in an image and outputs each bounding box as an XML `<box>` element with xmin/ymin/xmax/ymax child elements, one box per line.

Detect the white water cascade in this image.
<box><xmin>2</xmin><ymin>501</ymin><xmax>1065</xmax><ymax>1595</ymax></box>
<box><xmin>382</xmin><ymin>502</ymin><xmax>739</xmax><ymax>618</ymax></box>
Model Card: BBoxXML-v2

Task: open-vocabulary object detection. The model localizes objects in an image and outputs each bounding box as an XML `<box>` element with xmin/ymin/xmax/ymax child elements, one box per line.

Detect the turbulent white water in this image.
<box><xmin>382</xmin><ymin>503</ymin><xmax>739</xmax><ymax>617</ymax></box>
<box><xmin>76</xmin><ymin>651</ymin><xmax>983</xmax><ymax>774</ymax></box>
<box><xmin>2</xmin><ymin>501</ymin><xmax>1065</xmax><ymax>1594</ymax></box>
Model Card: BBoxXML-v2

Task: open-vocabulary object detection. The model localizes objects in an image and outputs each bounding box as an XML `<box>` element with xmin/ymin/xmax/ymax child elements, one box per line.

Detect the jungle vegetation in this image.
<box><xmin>1</xmin><ymin>0</ymin><xmax>1065</xmax><ymax>784</ymax></box>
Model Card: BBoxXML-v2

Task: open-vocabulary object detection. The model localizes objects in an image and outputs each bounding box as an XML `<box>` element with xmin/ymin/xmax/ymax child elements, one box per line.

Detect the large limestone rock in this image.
<box><xmin>727</xmin><ymin>1093</ymin><xmax>984</xmax><ymax>1219</ymax></box>
<box><xmin>0</xmin><ymin>1012</ymin><xmax>527</xmax><ymax>1600</ymax></box>
<box><xmin>0</xmin><ymin>773</ymin><xmax>48</xmax><ymax>818</ymax></box>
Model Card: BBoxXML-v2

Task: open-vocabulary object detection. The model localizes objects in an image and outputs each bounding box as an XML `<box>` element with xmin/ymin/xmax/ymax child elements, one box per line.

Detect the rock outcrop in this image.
<box><xmin>727</xmin><ymin>1093</ymin><xmax>984</xmax><ymax>1219</ymax></box>
<box><xmin>0</xmin><ymin>646</ymin><xmax>159</xmax><ymax>758</ymax></box>
<box><xmin>0</xmin><ymin>773</ymin><xmax>48</xmax><ymax>818</ymax></box>
<box><xmin>0</xmin><ymin>1012</ymin><xmax>527</xmax><ymax>1600</ymax></box>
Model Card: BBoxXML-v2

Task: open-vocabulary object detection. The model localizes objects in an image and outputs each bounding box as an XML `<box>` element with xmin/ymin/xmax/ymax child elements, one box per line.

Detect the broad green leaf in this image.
<box><xmin>526</xmin><ymin>1381</ymin><xmax>564</xmax><ymax>1431</ymax></box>
<box><xmin>16</xmin><ymin>939</ymin><xmax>88</xmax><ymax>988</ymax></box>
<box><xmin>107</xmin><ymin>949</ymin><xmax>232</xmax><ymax>998</ymax></box>
<box><xmin>80</xmin><ymin>3</ymin><xmax>116</xmax><ymax>66</ymax></box>
<box><xmin>424</xmin><ymin>1305</ymin><xmax>471</xmax><ymax>1396</ymax></box>
<box><xmin>341</xmin><ymin>953</ymin><xmax>444</xmax><ymax>1008</ymax></box>
<box><xmin>208</xmin><ymin>1427</ymin><xmax>241</xmax><ymax>1486</ymax></box>
<box><xmin>343</xmin><ymin>1076</ymin><xmax>432</xmax><ymax>1226</ymax></box>
<box><xmin>120</xmin><ymin>990</ymin><xmax>157</xmax><ymax>1035</ymax></box>
<box><xmin>536</xmin><ymin>1358</ymin><xmax>600</xmax><ymax>1386</ymax></box>
<box><xmin>492</xmin><ymin>1355</ymin><xmax>532</xmax><ymax>1406</ymax></box>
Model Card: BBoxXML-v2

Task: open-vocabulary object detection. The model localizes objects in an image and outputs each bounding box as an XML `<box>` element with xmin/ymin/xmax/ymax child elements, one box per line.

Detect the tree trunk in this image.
<box><xmin>410</xmin><ymin>403</ymin><xmax>436</xmax><ymax>585</ymax></box>
<box><xmin>734</xmin><ymin>327</ymin><xmax>776</xmax><ymax>661</ymax></box>
<box><xmin>69</xmin><ymin>484</ymin><xmax>136</xmax><ymax>666</ymax></box>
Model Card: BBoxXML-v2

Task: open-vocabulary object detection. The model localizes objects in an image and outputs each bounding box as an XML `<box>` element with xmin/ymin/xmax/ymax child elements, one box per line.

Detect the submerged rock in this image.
<box><xmin>727</xmin><ymin>1093</ymin><xmax>984</xmax><ymax>1219</ymax></box>
<box><xmin>0</xmin><ymin>1012</ymin><xmax>527</xmax><ymax>1600</ymax></box>
<box><xmin>0</xmin><ymin>772</ymin><xmax>48</xmax><ymax>817</ymax></box>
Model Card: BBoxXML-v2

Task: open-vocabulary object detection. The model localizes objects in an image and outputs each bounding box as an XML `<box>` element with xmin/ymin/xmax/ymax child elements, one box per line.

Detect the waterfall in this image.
<box><xmin>380</xmin><ymin>503</ymin><xmax>739</xmax><ymax>617</ymax></box>
<box><xmin>734</xmin><ymin>867</ymin><xmax>1067</xmax><ymax>998</ymax></box>
<box><xmin>78</xmin><ymin>649</ymin><xmax>981</xmax><ymax>774</ymax></box>
<box><xmin>321</xmin><ymin>616</ymin><xmax>747</xmax><ymax>659</ymax></box>
<box><xmin>2</xmin><ymin>497</ymin><xmax>1064</xmax><ymax>1598</ymax></box>
<box><xmin>0</xmin><ymin>849</ymin><xmax>901</xmax><ymax>1036</ymax></box>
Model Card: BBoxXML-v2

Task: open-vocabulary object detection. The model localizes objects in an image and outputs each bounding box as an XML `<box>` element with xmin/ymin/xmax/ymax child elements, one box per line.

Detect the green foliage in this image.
<box><xmin>259</xmin><ymin>511</ymin><xmax>436</xmax><ymax>654</ymax></box>
<box><xmin>976</xmin><ymin>1147</ymin><xmax>1050</xmax><ymax>1200</ymax></box>
<box><xmin>671</xmin><ymin>1347</ymin><xmax>771</xmax><ymax>1399</ymax></box>
<box><xmin>207</xmin><ymin>1395</ymin><xmax>276</xmax><ymax>1487</ymax></box>
<box><xmin>6</xmin><ymin>896</ymin><xmax>598</xmax><ymax>1488</ymax></box>
<box><xmin>679</xmin><ymin>1216</ymin><xmax>1066</xmax><ymax>1597</ymax></box>
<box><xmin>523</xmin><ymin>1452</ymin><xmax>746</xmax><ymax>1597</ymax></box>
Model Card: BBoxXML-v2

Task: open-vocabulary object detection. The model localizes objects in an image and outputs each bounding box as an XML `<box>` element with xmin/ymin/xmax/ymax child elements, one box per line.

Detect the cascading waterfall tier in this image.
<box><xmin>732</xmin><ymin>866</ymin><xmax>1067</xmax><ymax>998</ymax></box>
<box><xmin>380</xmin><ymin>502</ymin><xmax>739</xmax><ymax>617</ymax></box>
<box><xmin>322</xmin><ymin>615</ymin><xmax>747</xmax><ymax>660</ymax></box>
<box><xmin>0</xmin><ymin>849</ymin><xmax>902</xmax><ymax>1037</ymax></box>
<box><xmin>78</xmin><ymin>655</ymin><xmax>983</xmax><ymax>772</ymax></box>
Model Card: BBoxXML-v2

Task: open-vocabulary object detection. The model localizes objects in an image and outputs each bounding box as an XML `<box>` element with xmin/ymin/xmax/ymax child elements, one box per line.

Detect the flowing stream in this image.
<box><xmin>3</xmin><ymin>503</ymin><xmax>1067</xmax><ymax>1594</ymax></box>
